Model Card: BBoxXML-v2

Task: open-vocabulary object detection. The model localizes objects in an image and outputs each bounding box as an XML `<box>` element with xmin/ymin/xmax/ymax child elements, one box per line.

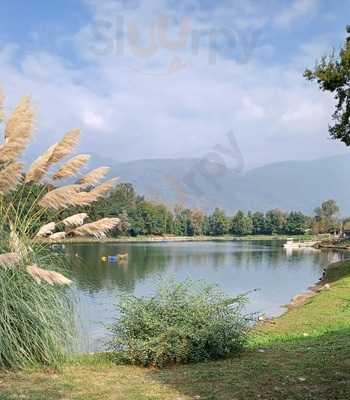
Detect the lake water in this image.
<box><xmin>64</xmin><ymin>240</ymin><xmax>348</xmax><ymax>352</ymax></box>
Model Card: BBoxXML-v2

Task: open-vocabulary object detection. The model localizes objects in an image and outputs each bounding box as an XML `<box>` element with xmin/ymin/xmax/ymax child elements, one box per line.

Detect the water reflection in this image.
<box><xmin>66</xmin><ymin>241</ymin><xmax>348</xmax><ymax>352</ymax></box>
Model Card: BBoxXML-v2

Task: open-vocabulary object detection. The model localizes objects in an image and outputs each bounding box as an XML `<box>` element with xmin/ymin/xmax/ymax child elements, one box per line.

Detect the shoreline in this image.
<box><xmin>43</xmin><ymin>233</ymin><xmax>329</xmax><ymax>245</ymax></box>
<box><xmin>258</xmin><ymin>257</ymin><xmax>350</xmax><ymax>333</ymax></box>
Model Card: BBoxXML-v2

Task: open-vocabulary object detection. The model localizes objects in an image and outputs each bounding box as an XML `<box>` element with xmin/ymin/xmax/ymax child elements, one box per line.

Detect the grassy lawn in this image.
<box><xmin>1</xmin><ymin>260</ymin><xmax>350</xmax><ymax>400</ymax></box>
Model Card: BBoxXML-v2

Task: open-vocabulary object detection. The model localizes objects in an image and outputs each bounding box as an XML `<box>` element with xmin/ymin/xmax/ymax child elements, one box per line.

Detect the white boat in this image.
<box><xmin>283</xmin><ymin>239</ymin><xmax>317</xmax><ymax>249</ymax></box>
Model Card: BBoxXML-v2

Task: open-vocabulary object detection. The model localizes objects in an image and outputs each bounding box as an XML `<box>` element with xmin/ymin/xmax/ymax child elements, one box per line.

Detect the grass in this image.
<box><xmin>1</xmin><ymin>260</ymin><xmax>350</xmax><ymax>399</ymax></box>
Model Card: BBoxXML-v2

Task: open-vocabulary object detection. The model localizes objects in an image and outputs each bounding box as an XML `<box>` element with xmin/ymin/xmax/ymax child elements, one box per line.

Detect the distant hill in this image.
<box><xmin>89</xmin><ymin>153</ymin><xmax>350</xmax><ymax>215</ymax></box>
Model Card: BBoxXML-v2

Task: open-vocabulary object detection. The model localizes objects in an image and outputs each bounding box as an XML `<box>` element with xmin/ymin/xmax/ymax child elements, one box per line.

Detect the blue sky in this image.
<box><xmin>0</xmin><ymin>0</ymin><xmax>349</xmax><ymax>169</ymax></box>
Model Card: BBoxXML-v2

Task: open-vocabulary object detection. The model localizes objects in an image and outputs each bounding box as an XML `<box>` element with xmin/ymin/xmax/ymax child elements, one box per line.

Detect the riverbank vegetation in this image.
<box><xmin>69</xmin><ymin>185</ymin><xmax>343</xmax><ymax>237</ymax></box>
<box><xmin>2</xmin><ymin>260</ymin><xmax>350</xmax><ymax>399</ymax></box>
<box><xmin>32</xmin><ymin>178</ymin><xmax>342</xmax><ymax>239</ymax></box>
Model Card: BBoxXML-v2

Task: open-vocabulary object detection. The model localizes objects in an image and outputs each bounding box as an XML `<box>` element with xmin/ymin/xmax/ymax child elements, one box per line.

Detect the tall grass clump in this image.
<box><xmin>0</xmin><ymin>90</ymin><xmax>119</xmax><ymax>369</ymax></box>
<box><xmin>109</xmin><ymin>279</ymin><xmax>252</xmax><ymax>368</ymax></box>
<box><xmin>0</xmin><ymin>255</ymin><xmax>73</xmax><ymax>368</ymax></box>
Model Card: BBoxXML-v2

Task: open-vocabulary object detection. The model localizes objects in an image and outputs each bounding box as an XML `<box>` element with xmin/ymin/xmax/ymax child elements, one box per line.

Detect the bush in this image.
<box><xmin>108</xmin><ymin>280</ymin><xmax>252</xmax><ymax>367</ymax></box>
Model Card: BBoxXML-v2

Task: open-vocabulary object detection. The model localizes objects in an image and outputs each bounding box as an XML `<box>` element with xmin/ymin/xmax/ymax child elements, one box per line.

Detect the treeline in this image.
<box><xmin>66</xmin><ymin>183</ymin><xmax>340</xmax><ymax>237</ymax></box>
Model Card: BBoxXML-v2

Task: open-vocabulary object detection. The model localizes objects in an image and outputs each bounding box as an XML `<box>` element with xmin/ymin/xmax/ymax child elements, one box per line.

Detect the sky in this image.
<box><xmin>0</xmin><ymin>0</ymin><xmax>349</xmax><ymax>170</ymax></box>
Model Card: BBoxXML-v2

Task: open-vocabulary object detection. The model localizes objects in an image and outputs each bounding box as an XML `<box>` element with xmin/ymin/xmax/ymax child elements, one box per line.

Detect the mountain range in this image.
<box><xmin>90</xmin><ymin>153</ymin><xmax>350</xmax><ymax>215</ymax></box>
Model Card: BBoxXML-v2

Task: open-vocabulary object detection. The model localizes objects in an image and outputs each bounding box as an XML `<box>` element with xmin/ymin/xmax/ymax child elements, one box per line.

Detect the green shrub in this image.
<box><xmin>108</xmin><ymin>280</ymin><xmax>252</xmax><ymax>367</ymax></box>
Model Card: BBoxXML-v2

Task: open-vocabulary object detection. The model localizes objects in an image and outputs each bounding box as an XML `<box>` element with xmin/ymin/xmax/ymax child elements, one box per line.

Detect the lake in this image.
<box><xmin>64</xmin><ymin>240</ymin><xmax>348</xmax><ymax>352</ymax></box>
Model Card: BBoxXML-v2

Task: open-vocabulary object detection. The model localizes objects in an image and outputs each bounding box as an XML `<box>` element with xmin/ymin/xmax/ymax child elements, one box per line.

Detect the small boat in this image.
<box><xmin>283</xmin><ymin>239</ymin><xmax>317</xmax><ymax>249</ymax></box>
<box><xmin>117</xmin><ymin>253</ymin><xmax>128</xmax><ymax>260</ymax></box>
<box><xmin>101</xmin><ymin>254</ymin><xmax>128</xmax><ymax>263</ymax></box>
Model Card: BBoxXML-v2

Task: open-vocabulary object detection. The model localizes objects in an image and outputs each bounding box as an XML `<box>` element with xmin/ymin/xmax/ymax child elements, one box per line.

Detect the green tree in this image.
<box><xmin>231</xmin><ymin>211</ymin><xmax>253</xmax><ymax>236</ymax></box>
<box><xmin>286</xmin><ymin>211</ymin><xmax>308</xmax><ymax>235</ymax></box>
<box><xmin>251</xmin><ymin>211</ymin><xmax>266</xmax><ymax>235</ymax></box>
<box><xmin>115</xmin><ymin>209</ymin><xmax>130</xmax><ymax>236</ymax></box>
<box><xmin>208</xmin><ymin>208</ymin><xmax>230</xmax><ymax>236</ymax></box>
<box><xmin>173</xmin><ymin>205</ymin><xmax>190</xmax><ymax>236</ymax></box>
<box><xmin>304</xmin><ymin>26</ymin><xmax>350</xmax><ymax>145</ymax></box>
<box><xmin>265</xmin><ymin>209</ymin><xmax>287</xmax><ymax>235</ymax></box>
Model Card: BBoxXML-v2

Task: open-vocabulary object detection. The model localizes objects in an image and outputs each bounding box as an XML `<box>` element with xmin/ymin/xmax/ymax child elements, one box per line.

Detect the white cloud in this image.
<box><xmin>275</xmin><ymin>0</ymin><xmax>319</xmax><ymax>28</ymax></box>
<box><xmin>0</xmin><ymin>0</ymin><xmax>345</xmax><ymax>171</ymax></box>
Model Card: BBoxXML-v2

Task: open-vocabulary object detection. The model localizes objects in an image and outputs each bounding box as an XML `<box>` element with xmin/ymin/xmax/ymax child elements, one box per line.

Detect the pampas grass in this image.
<box><xmin>69</xmin><ymin>178</ymin><xmax>117</xmax><ymax>207</ymax></box>
<box><xmin>78</xmin><ymin>166</ymin><xmax>110</xmax><ymax>186</ymax></box>
<box><xmin>25</xmin><ymin>130</ymin><xmax>80</xmax><ymax>183</ymax></box>
<box><xmin>0</xmin><ymin>162</ymin><xmax>22</xmax><ymax>195</ymax></box>
<box><xmin>62</xmin><ymin>213</ymin><xmax>88</xmax><ymax>227</ymax></box>
<box><xmin>0</xmin><ymin>89</ymin><xmax>4</xmax><ymax>123</ymax></box>
<box><xmin>39</xmin><ymin>184</ymin><xmax>81</xmax><ymax>209</ymax></box>
<box><xmin>91</xmin><ymin>178</ymin><xmax>118</xmax><ymax>196</ymax></box>
<box><xmin>49</xmin><ymin>129</ymin><xmax>80</xmax><ymax>164</ymax></box>
<box><xmin>4</xmin><ymin>96</ymin><xmax>35</xmax><ymax>141</ymax></box>
<box><xmin>52</xmin><ymin>154</ymin><xmax>90</xmax><ymax>181</ymax></box>
<box><xmin>27</xmin><ymin>264</ymin><xmax>72</xmax><ymax>286</ymax></box>
<box><xmin>36</xmin><ymin>222</ymin><xmax>56</xmax><ymax>237</ymax></box>
<box><xmin>0</xmin><ymin>97</ymin><xmax>35</xmax><ymax>162</ymax></box>
<box><xmin>0</xmin><ymin>252</ymin><xmax>21</xmax><ymax>270</ymax></box>
<box><xmin>0</xmin><ymin>90</ymin><xmax>119</xmax><ymax>369</ymax></box>
<box><xmin>25</xmin><ymin>144</ymin><xmax>56</xmax><ymax>183</ymax></box>
<box><xmin>71</xmin><ymin>217</ymin><xmax>120</xmax><ymax>239</ymax></box>
<box><xmin>49</xmin><ymin>232</ymin><xmax>66</xmax><ymax>240</ymax></box>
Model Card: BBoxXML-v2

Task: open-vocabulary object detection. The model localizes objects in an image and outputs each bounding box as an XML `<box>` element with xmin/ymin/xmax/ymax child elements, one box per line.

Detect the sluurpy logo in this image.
<box><xmin>89</xmin><ymin>11</ymin><xmax>259</xmax><ymax>76</ymax></box>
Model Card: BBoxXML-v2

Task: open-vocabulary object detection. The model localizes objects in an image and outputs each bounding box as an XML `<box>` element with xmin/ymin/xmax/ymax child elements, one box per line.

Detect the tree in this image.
<box><xmin>208</xmin><ymin>208</ymin><xmax>230</xmax><ymax>236</ymax></box>
<box><xmin>314</xmin><ymin>199</ymin><xmax>339</xmax><ymax>219</ymax></box>
<box><xmin>265</xmin><ymin>209</ymin><xmax>287</xmax><ymax>235</ymax></box>
<box><xmin>188</xmin><ymin>209</ymin><xmax>205</xmax><ymax>236</ymax></box>
<box><xmin>286</xmin><ymin>211</ymin><xmax>308</xmax><ymax>235</ymax></box>
<box><xmin>114</xmin><ymin>209</ymin><xmax>130</xmax><ymax>236</ymax></box>
<box><xmin>251</xmin><ymin>211</ymin><xmax>266</xmax><ymax>235</ymax></box>
<box><xmin>304</xmin><ymin>26</ymin><xmax>350</xmax><ymax>145</ymax></box>
<box><xmin>231</xmin><ymin>210</ymin><xmax>253</xmax><ymax>236</ymax></box>
<box><xmin>173</xmin><ymin>204</ymin><xmax>190</xmax><ymax>236</ymax></box>
<box><xmin>313</xmin><ymin>200</ymin><xmax>340</xmax><ymax>234</ymax></box>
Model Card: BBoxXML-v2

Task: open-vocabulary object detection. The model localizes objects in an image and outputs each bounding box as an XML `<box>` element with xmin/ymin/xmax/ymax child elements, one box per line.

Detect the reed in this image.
<box><xmin>71</xmin><ymin>217</ymin><xmax>120</xmax><ymax>239</ymax></box>
<box><xmin>78</xmin><ymin>166</ymin><xmax>110</xmax><ymax>186</ymax></box>
<box><xmin>39</xmin><ymin>184</ymin><xmax>81</xmax><ymax>209</ymax></box>
<box><xmin>0</xmin><ymin>162</ymin><xmax>23</xmax><ymax>195</ymax></box>
<box><xmin>25</xmin><ymin>144</ymin><xmax>56</xmax><ymax>183</ymax></box>
<box><xmin>0</xmin><ymin>90</ymin><xmax>119</xmax><ymax>369</ymax></box>
<box><xmin>52</xmin><ymin>154</ymin><xmax>90</xmax><ymax>181</ymax></box>
<box><xmin>36</xmin><ymin>222</ymin><xmax>56</xmax><ymax>237</ymax></box>
<box><xmin>61</xmin><ymin>213</ymin><xmax>88</xmax><ymax>227</ymax></box>
<box><xmin>0</xmin><ymin>89</ymin><xmax>4</xmax><ymax>122</ymax></box>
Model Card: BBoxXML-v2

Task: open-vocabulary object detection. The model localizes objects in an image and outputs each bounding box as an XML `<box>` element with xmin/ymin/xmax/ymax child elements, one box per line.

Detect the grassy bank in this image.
<box><xmin>44</xmin><ymin>233</ymin><xmax>329</xmax><ymax>244</ymax></box>
<box><xmin>1</xmin><ymin>260</ymin><xmax>350</xmax><ymax>400</ymax></box>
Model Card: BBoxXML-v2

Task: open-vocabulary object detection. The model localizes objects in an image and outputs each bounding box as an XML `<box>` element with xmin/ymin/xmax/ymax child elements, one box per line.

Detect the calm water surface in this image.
<box><xmin>64</xmin><ymin>240</ymin><xmax>348</xmax><ymax>352</ymax></box>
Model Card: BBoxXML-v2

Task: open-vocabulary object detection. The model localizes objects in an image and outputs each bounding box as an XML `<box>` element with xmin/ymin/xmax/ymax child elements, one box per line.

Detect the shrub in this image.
<box><xmin>108</xmin><ymin>279</ymin><xmax>252</xmax><ymax>367</ymax></box>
